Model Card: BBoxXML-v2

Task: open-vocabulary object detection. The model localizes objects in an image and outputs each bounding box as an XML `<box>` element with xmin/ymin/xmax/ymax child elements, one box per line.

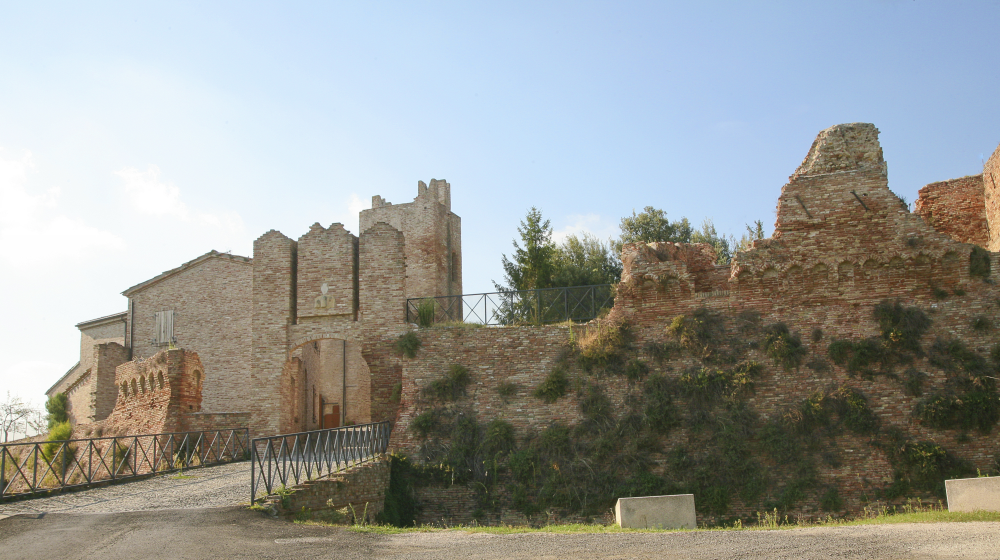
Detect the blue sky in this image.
<box><xmin>2</xmin><ymin>1</ymin><xmax>999</xmax><ymax>410</ymax></box>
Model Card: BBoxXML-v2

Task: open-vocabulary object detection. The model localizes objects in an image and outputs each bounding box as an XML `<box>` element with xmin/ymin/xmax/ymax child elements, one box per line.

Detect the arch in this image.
<box><xmin>131</xmin><ymin>379</ymin><xmax>139</xmax><ymax>397</ymax></box>
<box><xmin>888</xmin><ymin>256</ymin><xmax>904</xmax><ymax>268</ymax></box>
<box><xmin>194</xmin><ymin>370</ymin><xmax>202</xmax><ymax>389</ymax></box>
<box><xmin>146</xmin><ymin>375</ymin><xmax>154</xmax><ymax>392</ymax></box>
<box><xmin>121</xmin><ymin>382</ymin><xmax>128</xmax><ymax>398</ymax></box>
<box><xmin>140</xmin><ymin>376</ymin><xmax>147</xmax><ymax>393</ymax></box>
<box><xmin>761</xmin><ymin>267</ymin><xmax>778</xmax><ymax>279</ymax></box>
<box><xmin>157</xmin><ymin>371</ymin><xmax>165</xmax><ymax>390</ymax></box>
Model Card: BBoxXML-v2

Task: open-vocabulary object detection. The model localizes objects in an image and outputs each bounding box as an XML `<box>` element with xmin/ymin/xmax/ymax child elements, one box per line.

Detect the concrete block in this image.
<box><xmin>946</xmin><ymin>476</ymin><xmax>1000</xmax><ymax>512</ymax></box>
<box><xmin>615</xmin><ymin>494</ymin><xmax>696</xmax><ymax>529</ymax></box>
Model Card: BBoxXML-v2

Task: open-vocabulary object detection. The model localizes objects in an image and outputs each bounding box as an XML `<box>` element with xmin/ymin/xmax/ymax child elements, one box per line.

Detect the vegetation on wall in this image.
<box><xmin>45</xmin><ymin>393</ymin><xmax>69</xmax><ymax>429</ymax></box>
<box><xmin>396</xmin><ymin>298</ymin><xmax>993</xmax><ymax>527</ymax></box>
<box><xmin>395</xmin><ymin>332</ymin><xmax>421</xmax><ymax>358</ymax></box>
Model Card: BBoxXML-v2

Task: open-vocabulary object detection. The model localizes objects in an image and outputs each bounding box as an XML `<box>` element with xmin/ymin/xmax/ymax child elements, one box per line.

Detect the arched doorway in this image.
<box><xmin>280</xmin><ymin>337</ymin><xmax>372</xmax><ymax>434</ymax></box>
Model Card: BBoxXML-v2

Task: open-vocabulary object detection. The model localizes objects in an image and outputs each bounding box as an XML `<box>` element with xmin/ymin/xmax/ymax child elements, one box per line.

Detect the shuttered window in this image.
<box><xmin>153</xmin><ymin>310</ymin><xmax>175</xmax><ymax>345</ymax></box>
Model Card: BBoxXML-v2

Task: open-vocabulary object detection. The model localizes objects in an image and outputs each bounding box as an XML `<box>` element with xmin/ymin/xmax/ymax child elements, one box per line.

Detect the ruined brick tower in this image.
<box><xmin>248</xmin><ymin>180</ymin><xmax>461</xmax><ymax>436</ymax></box>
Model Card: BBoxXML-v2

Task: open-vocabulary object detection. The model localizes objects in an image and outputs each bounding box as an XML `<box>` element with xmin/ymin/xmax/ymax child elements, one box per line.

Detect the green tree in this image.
<box><xmin>495</xmin><ymin>207</ymin><xmax>557</xmax><ymax>291</ymax></box>
<box><xmin>691</xmin><ymin>218</ymin><xmax>733</xmax><ymax>266</ymax></box>
<box><xmin>618</xmin><ymin>206</ymin><xmax>693</xmax><ymax>245</ymax></box>
<box><xmin>733</xmin><ymin>220</ymin><xmax>766</xmax><ymax>254</ymax></box>
<box><xmin>45</xmin><ymin>392</ymin><xmax>69</xmax><ymax>429</ymax></box>
<box><xmin>552</xmin><ymin>233</ymin><xmax>622</xmax><ymax>287</ymax></box>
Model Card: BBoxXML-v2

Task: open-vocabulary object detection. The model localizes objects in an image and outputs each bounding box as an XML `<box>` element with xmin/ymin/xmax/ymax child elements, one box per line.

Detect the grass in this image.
<box><xmin>320</xmin><ymin>506</ymin><xmax>1000</xmax><ymax>534</ymax></box>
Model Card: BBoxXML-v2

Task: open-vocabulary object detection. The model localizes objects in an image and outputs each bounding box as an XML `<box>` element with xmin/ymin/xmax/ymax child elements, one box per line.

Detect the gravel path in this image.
<box><xmin>1</xmin><ymin>507</ymin><xmax>999</xmax><ymax>560</ymax></box>
<box><xmin>0</xmin><ymin>460</ymin><xmax>250</xmax><ymax>518</ymax></box>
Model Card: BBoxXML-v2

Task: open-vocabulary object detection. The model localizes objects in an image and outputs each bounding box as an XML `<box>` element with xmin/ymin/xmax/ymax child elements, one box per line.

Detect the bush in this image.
<box><xmin>416</xmin><ymin>299</ymin><xmax>436</xmax><ymax>327</ymax></box>
<box><xmin>762</xmin><ymin>323</ymin><xmax>807</xmax><ymax>371</ymax></box>
<box><xmin>830</xmin><ymin>386</ymin><xmax>879</xmax><ymax>435</ymax></box>
<box><xmin>678</xmin><ymin>361</ymin><xmax>762</xmax><ymax>404</ymax></box>
<box><xmin>410</xmin><ymin>410</ymin><xmax>439</xmax><ymax>439</ymax></box>
<box><xmin>643</xmin><ymin>374</ymin><xmax>681</xmax><ymax>433</ymax></box>
<box><xmin>644</xmin><ymin>341</ymin><xmax>681</xmax><ymax>363</ymax></box>
<box><xmin>883</xmin><ymin>439</ymin><xmax>974</xmax><ymax>498</ymax></box>
<box><xmin>828</xmin><ymin>340</ymin><xmax>853</xmax><ymax>365</ymax></box>
<box><xmin>916</xmin><ymin>390</ymin><xmax>1000</xmax><ymax>434</ymax></box>
<box><xmin>377</xmin><ymin>455</ymin><xmax>420</xmax><ymax>527</ymax></box>
<box><xmin>496</xmin><ymin>382</ymin><xmax>518</xmax><ymax>402</ymax></box>
<box><xmin>932</xmin><ymin>286</ymin><xmax>950</xmax><ymax>300</ymax></box>
<box><xmin>580</xmin><ymin>385</ymin><xmax>613</xmax><ymax>425</ymax></box>
<box><xmin>623</xmin><ymin>358</ymin><xmax>649</xmax><ymax>381</ymax></box>
<box><xmin>667</xmin><ymin>309</ymin><xmax>727</xmax><ymax>361</ymax></box>
<box><xmin>811</xmin><ymin>328</ymin><xmax>824</xmax><ymax>343</ymax></box>
<box><xmin>972</xmin><ymin>316</ymin><xmax>993</xmax><ymax>332</ymax></box>
<box><xmin>42</xmin><ymin>421</ymin><xmax>73</xmax><ymax>460</ymax></box>
<box><xmin>873</xmin><ymin>300</ymin><xmax>930</xmax><ymax>355</ymax></box>
<box><xmin>577</xmin><ymin>321</ymin><xmax>631</xmax><ymax>373</ymax></box>
<box><xmin>423</xmin><ymin>364</ymin><xmax>471</xmax><ymax>401</ymax></box>
<box><xmin>45</xmin><ymin>393</ymin><xmax>69</xmax><ymax>429</ymax></box>
<box><xmin>970</xmin><ymin>246</ymin><xmax>991</xmax><ymax>280</ymax></box>
<box><xmin>903</xmin><ymin>369</ymin><xmax>927</xmax><ymax>397</ymax></box>
<box><xmin>395</xmin><ymin>332</ymin><xmax>421</xmax><ymax>358</ymax></box>
<box><xmin>820</xmin><ymin>487</ymin><xmax>844</xmax><ymax>512</ymax></box>
<box><xmin>533</xmin><ymin>366</ymin><xmax>569</xmax><ymax>403</ymax></box>
<box><xmin>389</xmin><ymin>382</ymin><xmax>402</xmax><ymax>403</ymax></box>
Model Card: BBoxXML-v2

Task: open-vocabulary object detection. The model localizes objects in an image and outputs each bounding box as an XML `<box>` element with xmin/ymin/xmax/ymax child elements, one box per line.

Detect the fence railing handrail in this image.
<box><xmin>406</xmin><ymin>283</ymin><xmax>616</xmax><ymax>327</ymax></box>
<box><xmin>0</xmin><ymin>427</ymin><xmax>250</xmax><ymax>501</ymax></box>
<box><xmin>250</xmin><ymin>421</ymin><xmax>391</xmax><ymax>503</ymax></box>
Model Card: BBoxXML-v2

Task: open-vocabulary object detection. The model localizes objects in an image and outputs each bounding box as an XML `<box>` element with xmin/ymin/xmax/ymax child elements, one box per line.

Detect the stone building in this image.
<box><xmin>49</xmin><ymin>180</ymin><xmax>460</xmax><ymax>437</ymax></box>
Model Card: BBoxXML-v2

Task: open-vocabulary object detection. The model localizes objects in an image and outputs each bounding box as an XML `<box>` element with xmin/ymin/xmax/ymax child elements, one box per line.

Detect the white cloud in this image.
<box><xmin>552</xmin><ymin>213</ymin><xmax>618</xmax><ymax>244</ymax></box>
<box><xmin>115</xmin><ymin>164</ymin><xmax>246</xmax><ymax>235</ymax></box>
<box><xmin>0</xmin><ymin>149</ymin><xmax>126</xmax><ymax>267</ymax></box>
<box><xmin>330</xmin><ymin>193</ymin><xmax>367</xmax><ymax>234</ymax></box>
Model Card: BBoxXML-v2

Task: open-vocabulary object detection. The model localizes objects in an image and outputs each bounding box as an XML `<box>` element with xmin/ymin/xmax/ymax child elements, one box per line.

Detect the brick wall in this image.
<box><xmin>127</xmin><ymin>253</ymin><xmax>252</xmax><ymax>415</ymax></box>
<box><xmin>250</xmin><ymin>232</ymin><xmax>297</xmax><ymax>437</ymax></box>
<box><xmin>296</xmin><ymin>223</ymin><xmax>357</xmax><ymax>320</ymax></box>
<box><xmin>360</xmin><ymin>179</ymin><xmax>462</xmax><ymax>299</ymax></box>
<box><xmin>985</xmin><ymin>142</ymin><xmax>1000</xmax><ymax>251</ymax></box>
<box><xmin>390</xmin><ymin>123</ymin><xmax>1000</xmax><ymax>524</ymax></box>
<box><xmin>267</xmin><ymin>458</ymin><xmax>389</xmax><ymax>522</ymax></box>
<box><xmin>915</xmin><ymin>175</ymin><xmax>988</xmax><ymax>247</ymax></box>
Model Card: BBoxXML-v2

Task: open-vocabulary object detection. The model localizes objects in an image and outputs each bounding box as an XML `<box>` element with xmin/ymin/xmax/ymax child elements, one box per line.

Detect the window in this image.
<box><xmin>153</xmin><ymin>310</ymin><xmax>175</xmax><ymax>345</ymax></box>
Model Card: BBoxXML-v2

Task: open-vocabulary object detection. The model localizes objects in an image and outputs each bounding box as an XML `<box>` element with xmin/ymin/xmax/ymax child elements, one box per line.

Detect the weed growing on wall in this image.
<box><xmin>576</xmin><ymin>320</ymin><xmax>632</xmax><ymax>373</ymax></box>
<box><xmin>416</xmin><ymin>299</ymin><xmax>436</xmax><ymax>327</ymax></box>
<box><xmin>762</xmin><ymin>324</ymin><xmax>807</xmax><ymax>371</ymax></box>
<box><xmin>970</xmin><ymin>246</ymin><xmax>991</xmax><ymax>280</ymax></box>
<box><xmin>423</xmin><ymin>365</ymin><xmax>471</xmax><ymax>402</ymax></box>
<box><xmin>395</xmin><ymin>332</ymin><xmax>421</xmax><ymax>358</ymax></box>
<box><xmin>532</xmin><ymin>365</ymin><xmax>569</xmax><ymax>403</ymax></box>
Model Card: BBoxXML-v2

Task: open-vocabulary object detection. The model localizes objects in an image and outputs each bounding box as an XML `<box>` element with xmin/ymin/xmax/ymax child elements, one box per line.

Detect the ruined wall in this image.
<box><xmin>390</xmin><ymin>123</ymin><xmax>1000</xmax><ymax>525</ymax></box>
<box><xmin>102</xmin><ymin>349</ymin><xmax>203</xmax><ymax>435</ymax></box>
<box><xmin>915</xmin><ymin>175</ymin><xmax>988</xmax><ymax>247</ymax></box>
<box><xmin>985</xmin><ymin>142</ymin><xmax>1000</xmax><ymax>251</ymax></box>
<box><xmin>127</xmin><ymin>253</ymin><xmax>252</xmax><ymax>415</ymax></box>
<box><xmin>360</xmin><ymin>179</ymin><xmax>462</xmax><ymax>299</ymax></box>
<box><xmin>48</xmin><ymin>314</ymin><xmax>127</xmax><ymax>425</ymax></box>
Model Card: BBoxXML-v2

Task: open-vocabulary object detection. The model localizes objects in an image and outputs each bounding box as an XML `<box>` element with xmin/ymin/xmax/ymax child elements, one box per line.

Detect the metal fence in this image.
<box><xmin>0</xmin><ymin>428</ymin><xmax>250</xmax><ymax>501</ymax></box>
<box><xmin>406</xmin><ymin>284</ymin><xmax>616</xmax><ymax>327</ymax></box>
<box><xmin>250</xmin><ymin>421</ymin><xmax>391</xmax><ymax>502</ymax></box>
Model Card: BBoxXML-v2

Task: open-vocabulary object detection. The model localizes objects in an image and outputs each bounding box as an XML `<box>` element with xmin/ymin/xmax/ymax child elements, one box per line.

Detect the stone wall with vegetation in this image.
<box><xmin>386</xmin><ymin>123</ymin><xmax>1000</xmax><ymax>527</ymax></box>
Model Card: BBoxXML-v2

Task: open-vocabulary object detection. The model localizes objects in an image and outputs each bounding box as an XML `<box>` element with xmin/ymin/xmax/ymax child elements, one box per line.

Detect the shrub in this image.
<box><xmin>45</xmin><ymin>393</ymin><xmax>69</xmax><ymax>429</ymax></box>
<box><xmin>762</xmin><ymin>323</ymin><xmax>806</xmax><ymax>370</ymax></box>
<box><xmin>953</xmin><ymin>288</ymin><xmax>967</xmax><ymax>297</ymax></box>
<box><xmin>972</xmin><ymin>316</ymin><xmax>993</xmax><ymax>332</ymax></box>
<box><xmin>645</xmin><ymin>341</ymin><xmax>681</xmax><ymax>363</ymax></box>
<box><xmin>873</xmin><ymin>300</ymin><xmax>930</xmax><ymax>355</ymax></box>
<box><xmin>828</xmin><ymin>340</ymin><xmax>853</xmax><ymax>365</ymax></box>
<box><xmin>424</xmin><ymin>364</ymin><xmax>471</xmax><ymax>401</ymax></box>
<box><xmin>932</xmin><ymin>286</ymin><xmax>950</xmax><ymax>300</ymax></box>
<box><xmin>377</xmin><ymin>454</ymin><xmax>420</xmax><ymax>527</ymax></box>
<box><xmin>416</xmin><ymin>298</ymin><xmax>436</xmax><ymax>327</ymax></box>
<box><xmin>928</xmin><ymin>338</ymin><xmax>991</xmax><ymax>378</ymax></box>
<box><xmin>971</xmin><ymin>246</ymin><xmax>991</xmax><ymax>279</ymax></box>
<box><xmin>667</xmin><ymin>308</ymin><xmax>727</xmax><ymax>360</ymax></box>
<box><xmin>533</xmin><ymin>366</ymin><xmax>569</xmax><ymax>403</ymax></box>
<box><xmin>643</xmin><ymin>374</ymin><xmax>681</xmax><ymax>433</ymax></box>
<box><xmin>678</xmin><ymin>361</ymin><xmax>762</xmax><ymax>404</ymax></box>
<box><xmin>916</xmin><ymin>390</ymin><xmax>1000</xmax><ymax>434</ymax></box>
<box><xmin>577</xmin><ymin>321</ymin><xmax>631</xmax><ymax>372</ymax></box>
<box><xmin>410</xmin><ymin>410</ymin><xmax>439</xmax><ymax>439</ymax></box>
<box><xmin>623</xmin><ymin>358</ymin><xmax>649</xmax><ymax>381</ymax></box>
<box><xmin>883</xmin><ymin>439</ymin><xmax>974</xmax><ymax>498</ymax></box>
<box><xmin>395</xmin><ymin>332</ymin><xmax>421</xmax><ymax>358</ymax></box>
<box><xmin>830</xmin><ymin>386</ymin><xmax>879</xmax><ymax>435</ymax></box>
<box><xmin>903</xmin><ymin>369</ymin><xmax>927</xmax><ymax>397</ymax></box>
<box><xmin>42</xmin><ymin>421</ymin><xmax>73</xmax><ymax>461</ymax></box>
<box><xmin>580</xmin><ymin>385</ymin><xmax>613</xmax><ymax>425</ymax></box>
<box><xmin>389</xmin><ymin>382</ymin><xmax>402</xmax><ymax>403</ymax></box>
<box><xmin>496</xmin><ymin>382</ymin><xmax>518</xmax><ymax>402</ymax></box>
<box><xmin>805</xmin><ymin>358</ymin><xmax>831</xmax><ymax>373</ymax></box>
<box><xmin>820</xmin><ymin>487</ymin><xmax>844</xmax><ymax>512</ymax></box>
<box><xmin>811</xmin><ymin>328</ymin><xmax>824</xmax><ymax>343</ymax></box>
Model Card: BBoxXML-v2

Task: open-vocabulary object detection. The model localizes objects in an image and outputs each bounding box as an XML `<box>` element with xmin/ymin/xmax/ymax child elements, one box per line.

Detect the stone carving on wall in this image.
<box><xmin>314</xmin><ymin>283</ymin><xmax>336</xmax><ymax>310</ymax></box>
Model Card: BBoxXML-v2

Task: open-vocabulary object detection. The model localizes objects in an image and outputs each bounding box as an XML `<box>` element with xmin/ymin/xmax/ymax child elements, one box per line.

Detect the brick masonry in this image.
<box><xmin>267</xmin><ymin>458</ymin><xmax>389</xmax><ymax>522</ymax></box>
<box><xmin>915</xmin><ymin>175</ymin><xmax>988</xmax><ymax>247</ymax></box>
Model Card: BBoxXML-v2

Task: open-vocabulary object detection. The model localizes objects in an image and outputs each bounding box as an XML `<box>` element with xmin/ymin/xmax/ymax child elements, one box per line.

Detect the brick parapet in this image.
<box><xmin>915</xmin><ymin>175</ymin><xmax>988</xmax><ymax>247</ymax></box>
<box><xmin>985</xmin><ymin>142</ymin><xmax>1000</xmax><ymax>251</ymax></box>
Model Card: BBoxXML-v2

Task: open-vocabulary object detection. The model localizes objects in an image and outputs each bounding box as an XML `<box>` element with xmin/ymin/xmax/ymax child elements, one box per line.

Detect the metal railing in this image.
<box><xmin>250</xmin><ymin>421</ymin><xmax>391</xmax><ymax>502</ymax></box>
<box><xmin>406</xmin><ymin>284</ymin><xmax>616</xmax><ymax>327</ymax></box>
<box><xmin>0</xmin><ymin>428</ymin><xmax>250</xmax><ymax>501</ymax></box>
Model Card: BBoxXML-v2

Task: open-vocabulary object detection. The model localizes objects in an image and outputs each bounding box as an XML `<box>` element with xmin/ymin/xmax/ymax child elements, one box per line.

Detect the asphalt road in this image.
<box><xmin>1</xmin><ymin>507</ymin><xmax>998</xmax><ymax>560</ymax></box>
